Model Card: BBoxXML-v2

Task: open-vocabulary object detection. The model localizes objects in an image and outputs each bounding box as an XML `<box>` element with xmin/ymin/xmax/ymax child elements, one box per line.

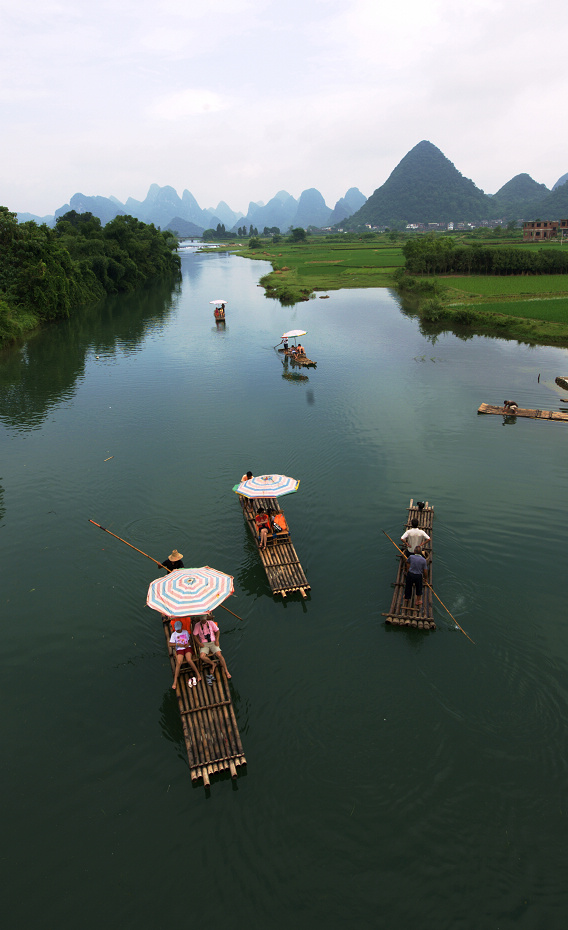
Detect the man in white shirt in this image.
<box><xmin>401</xmin><ymin>518</ymin><xmax>430</xmax><ymax>557</ymax></box>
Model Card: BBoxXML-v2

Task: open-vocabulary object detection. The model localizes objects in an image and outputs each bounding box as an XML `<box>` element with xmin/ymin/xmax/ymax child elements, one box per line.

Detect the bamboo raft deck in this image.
<box><xmin>239</xmin><ymin>496</ymin><xmax>310</xmax><ymax>598</ymax></box>
<box><xmin>163</xmin><ymin>619</ymin><xmax>246</xmax><ymax>787</ymax></box>
<box><xmin>478</xmin><ymin>403</ymin><xmax>568</xmax><ymax>422</ymax></box>
<box><xmin>383</xmin><ymin>499</ymin><xmax>436</xmax><ymax>631</ymax></box>
<box><xmin>279</xmin><ymin>348</ymin><xmax>317</xmax><ymax>366</ymax></box>
<box><xmin>290</xmin><ymin>355</ymin><xmax>317</xmax><ymax>368</ymax></box>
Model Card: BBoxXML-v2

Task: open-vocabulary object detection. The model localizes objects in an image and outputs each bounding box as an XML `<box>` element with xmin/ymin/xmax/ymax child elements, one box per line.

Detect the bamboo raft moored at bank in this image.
<box><xmin>383</xmin><ymin>499</ymin><xmax>436</xmax><ymax>631</ymax></box>
<box><xmin>478</xmin><ymin>403</ymin><xmax>568</xmax><ymax>422</ymax></box>
<box><xmin>163</xmin><ymin>618</ymin><xmax>246</xmax><ymax>786</ymax></box>
<box><xmin>238</xmin><ymin>495</ymin><xmax>310</xmax><ymax>598</ymax></box>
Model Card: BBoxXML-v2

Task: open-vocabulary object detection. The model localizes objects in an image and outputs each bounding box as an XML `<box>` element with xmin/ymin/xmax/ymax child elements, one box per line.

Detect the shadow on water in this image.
<box><xmin>0</xmin><ymin>277</ymin><xmax>180</xmax><ymax>430</ymax></box>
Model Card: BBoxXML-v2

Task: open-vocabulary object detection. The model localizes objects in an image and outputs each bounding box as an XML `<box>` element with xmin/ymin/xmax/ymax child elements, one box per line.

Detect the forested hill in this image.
<box><xmin>0</xmin><ymin>208</ymin><xmax>180</xmax><ymax>346</ymax></box>
<box><xmin>347</xmin><ymin>141</ymin><xmax>499</xmax><ymax>228</ymax></box>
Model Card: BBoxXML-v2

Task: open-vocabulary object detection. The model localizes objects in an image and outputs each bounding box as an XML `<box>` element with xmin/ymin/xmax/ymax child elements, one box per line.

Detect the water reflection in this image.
<box><xmin>0</xmin><ymin>278</ymin><xmax>180</xmax><ymax>430</ymax></box>
<box><xmin>280</xmin><ymin>354</ymin><xmax>309</xmax><ymax>384</ymax></box>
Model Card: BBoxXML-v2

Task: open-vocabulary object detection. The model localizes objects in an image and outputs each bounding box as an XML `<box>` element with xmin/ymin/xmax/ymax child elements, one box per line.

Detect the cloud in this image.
<box><xmin>147</xmin><ymin>88</ymin><xmax>230</xmax><ymax>120</ymax></box>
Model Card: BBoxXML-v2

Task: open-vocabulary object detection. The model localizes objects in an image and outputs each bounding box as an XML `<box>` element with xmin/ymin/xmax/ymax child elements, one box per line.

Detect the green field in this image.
<box><xmin>443</xmin><ymin>274</ymin><xmax>568</xmax><ymax>298</ymax></box>
<box><xmin>233</xmin><ymin>239</ymin><xmax>404</xmax><ymax>302</ymax></box>
<box><xmin>461</xmin><ymin>297</ymin><xmax>568</xmax><ymax>323</ymax></box>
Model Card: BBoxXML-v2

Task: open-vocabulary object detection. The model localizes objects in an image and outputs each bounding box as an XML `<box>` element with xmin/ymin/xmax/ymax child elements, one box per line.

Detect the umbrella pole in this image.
<box><xmin>88</xmin><ymin>519</ymin><xmax>244</xmax><ymax>620</ymax></box>
<box><xmin>382</xmin><ymin>530</ymin><xmax>475</xmax><ymax>645</ymax></box>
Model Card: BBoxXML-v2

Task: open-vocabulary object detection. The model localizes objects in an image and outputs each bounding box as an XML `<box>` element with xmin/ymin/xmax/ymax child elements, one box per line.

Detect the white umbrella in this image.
<box><xmin>282</xmin><ymin>329</ymin><xmax>306</xmax><ymax>339</ymax></box>
<box><xmin>209</xmin><ymin>299</ymin><xmax>227</xmax><ymax>306</ymax></box>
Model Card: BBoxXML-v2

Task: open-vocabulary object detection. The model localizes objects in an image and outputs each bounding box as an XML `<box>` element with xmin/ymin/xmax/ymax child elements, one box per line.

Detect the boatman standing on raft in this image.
<box><xmin>401</xmin><ymin>518</ymin><xmax>430</xmax><ymax>557</ymax></box>
<box><xmin>403</xmin><ymin>547</ymin><xmax>429</xmax><ymax>611</ymax></box>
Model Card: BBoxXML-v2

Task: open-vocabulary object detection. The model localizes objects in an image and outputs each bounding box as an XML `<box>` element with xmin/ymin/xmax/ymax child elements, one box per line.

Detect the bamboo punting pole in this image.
<box><xmin>382</xmin><ymin>530</ymin><xmax>474</xmax><ymax>644</ymax></box>
<box><xmin>89</xmin><ymin>519</ymin><xmax>244</xmax><ymax>621</ymax></box>
<box><xmin>424</xmin><ymin>582</ymin><xmax>475</xmax><ymax>644</ymax></box>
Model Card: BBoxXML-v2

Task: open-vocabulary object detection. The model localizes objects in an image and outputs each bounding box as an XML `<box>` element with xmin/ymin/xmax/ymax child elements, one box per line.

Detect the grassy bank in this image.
<box><xmin>396</xmin><ymin>272</ymin><xmax>568</xmax><ymax>346</ymax></box>
<box><xmin>231</xmin><ymin>237</ymin><xmax>403</xmax><ymax>304</ymax></box>
<box><xmin>219</xmin><ymin>234</ymin><xmax>568</xmax><ymax>345</ymax></box>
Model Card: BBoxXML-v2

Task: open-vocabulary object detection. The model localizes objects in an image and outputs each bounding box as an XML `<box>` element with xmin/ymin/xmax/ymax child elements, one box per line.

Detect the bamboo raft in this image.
<box><xmin>290</xmin><ymin>355</ymin><xmax>317</xmax><ymax>368</ymax></box>
<box><xmin>239</xmin><ymin>496</ymin><xmax>310</xmax><ymax>598</ymax></box>
<box><xmin>163</xmin><ymin>619</ymin><xmax>246</xmax><ymax>786</ymax></box>
<box><xmin>279</xmin><ymin>348</ymin><xmax>316</xmax><ymax>366</ymax></box>
<box><xmin>383</xmin><ymin>499</ymin><xmax>436</xmax><ymax>631</ymax></box>
<box><xmin>478</xmin><ymin>403</ymin><xmax>568</xmax><ymax>422</ymax></box>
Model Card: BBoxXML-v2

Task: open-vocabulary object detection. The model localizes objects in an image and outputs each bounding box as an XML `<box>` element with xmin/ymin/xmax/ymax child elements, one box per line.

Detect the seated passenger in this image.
<box><xmin>169</xmin><ymin>618</ymin><xmax>201</xmax><ymax>690</ymax></box>
<box><xmin>255</xmin><ymin>508</ymin><xmax>271</xmax><ymax>549</ymax></box>
<box><xmin>267</xmin><ymin>508</ymin><xmax>286</xmax><ymax>534</ymax></box>
<box><xmin>296</xmin><ymin>343</ymin><xmax>305</xmax><ymax>356</ymax></box>
<box><xmin>192</xmin><ymin>613</ymin><xmax>231</xmax><ymax>681</ymax></box>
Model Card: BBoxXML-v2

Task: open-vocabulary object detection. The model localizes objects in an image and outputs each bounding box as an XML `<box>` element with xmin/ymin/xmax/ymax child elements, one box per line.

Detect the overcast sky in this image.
<box><xmin>2</xmin><ymin>0</ymin><xmax>567</xmax><ymax>217</ymax></box>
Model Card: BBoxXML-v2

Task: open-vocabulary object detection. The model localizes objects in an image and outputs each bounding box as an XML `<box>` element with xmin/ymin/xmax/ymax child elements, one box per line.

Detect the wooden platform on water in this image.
<box><xmin>239</xmin><ymin>495</ymin><xmax>310</xmax><ymax>598</ymax></box>
<box><xmin>478</xmin><ymin>403</ymin><xmax>568</xmax><ymax>422</ymax></box>
<box><xmin>163</xmin><ymin>619</ymin><xmax>246</xmax><ymax>787</ymax></box>
<box><xmin>290</xmin><ymin>355</ymin><xmax>317</xmax><ymax>368</ymax></box>
<box><xmin>383</xmin><ymin>499</ymin><xmax>436</xmax><ymax>631</ymax></box>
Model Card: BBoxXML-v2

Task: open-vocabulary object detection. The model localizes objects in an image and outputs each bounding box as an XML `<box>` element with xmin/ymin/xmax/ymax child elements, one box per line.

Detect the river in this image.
<box><xmin>2</xmin><ymin>245</ymin><xmax>568</xmax><ymax>929</ymax></box>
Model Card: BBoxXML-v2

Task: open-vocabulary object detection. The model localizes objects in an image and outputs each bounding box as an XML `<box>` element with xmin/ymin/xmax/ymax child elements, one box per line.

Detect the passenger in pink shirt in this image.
<box><xmin>192</xmin><ymin>614</ymin><xmax>232</xmax><ymax>682</ymax></box>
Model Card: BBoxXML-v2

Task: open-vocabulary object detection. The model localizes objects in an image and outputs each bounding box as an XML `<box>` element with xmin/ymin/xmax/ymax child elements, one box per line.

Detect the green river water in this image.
<box><xmin>1</xmin><ymin>245</ymin><xmax>568</xmax><ymax>930</ymax></box>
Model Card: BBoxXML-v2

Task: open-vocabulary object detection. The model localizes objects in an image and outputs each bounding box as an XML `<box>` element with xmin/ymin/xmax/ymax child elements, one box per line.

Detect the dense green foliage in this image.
<box><xmin>344</xmin><ymin>141</ymin><xmax>568</xmax><ymax>229</ymax></box>
<box><xmin>403</xmin><ymin>236</ymin><xmax>568</xmax><ymax>276</ymax></box>
<box><xmin>348</xmin><ymin>141</ymin><xmax>500</xmax><ymax>229</ymax></box>
<box><xmin>0</xmin><ymin>207</ymin><xmax>180</xmax><ymax>345</ymax></box>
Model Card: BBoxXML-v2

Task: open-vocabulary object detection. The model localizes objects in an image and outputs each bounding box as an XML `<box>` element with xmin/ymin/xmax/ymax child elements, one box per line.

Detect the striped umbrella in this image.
<box><xmin>146</xmin><ymin>567</ymin><xmax>234</xmax><ymax>617</ymax></box>
<box><xmin>233</xmin><ymin>474</ymin><xmax>300</xmax><ymax>498</ymax></box>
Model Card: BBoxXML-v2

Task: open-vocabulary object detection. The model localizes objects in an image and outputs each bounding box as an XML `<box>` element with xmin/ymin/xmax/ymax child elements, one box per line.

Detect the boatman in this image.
<box><xmin>402</xmin><ymin>547</ymin><xmax>429</xmax><ymax>611</ymax></box>
<box><xmin>401</xmin><ymin>518</ymin><xmax>430</xmax><ymax>558</ymax></box>
<box><xmin>161</xmin><ymin>548</ymin><xmax>184</xmax><ymax>572</ymax></box>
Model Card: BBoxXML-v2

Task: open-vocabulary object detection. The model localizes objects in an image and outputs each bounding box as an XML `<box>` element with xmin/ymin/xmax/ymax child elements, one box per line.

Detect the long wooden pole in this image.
<box><xmin>89</xmin><ymin>519</ymin><xmax>244</xmax><ymax>621</ymax></box>
<box><xmin>382</xmin><ymin>530</ymin><xmax>475</xmax><ymax>645</ymax></box>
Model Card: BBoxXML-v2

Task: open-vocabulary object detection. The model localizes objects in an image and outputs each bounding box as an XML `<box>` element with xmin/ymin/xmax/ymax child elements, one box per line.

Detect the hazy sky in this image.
<box><xmin>2</xmin><ymin>0</ymin><xmax>567</xmax><ymax>217</ymax></box>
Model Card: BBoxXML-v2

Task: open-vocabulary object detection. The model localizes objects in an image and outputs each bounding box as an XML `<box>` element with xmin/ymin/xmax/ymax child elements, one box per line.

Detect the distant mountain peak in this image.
<box><xmin>346</xmin><ymin>141</ymin><xmax>497</xmax><ymax>227</ymax></box>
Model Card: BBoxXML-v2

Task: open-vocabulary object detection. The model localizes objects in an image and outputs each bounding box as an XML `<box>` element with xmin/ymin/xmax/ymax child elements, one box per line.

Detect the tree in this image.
<box><xmin>288</xmin><ymin>227</ymin><xmax>307</xmax><ymax>243</ymax></box>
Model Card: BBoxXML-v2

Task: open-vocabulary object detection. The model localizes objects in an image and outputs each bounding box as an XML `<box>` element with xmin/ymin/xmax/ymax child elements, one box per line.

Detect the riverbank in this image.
<box><xmin>224</xmin><ymin>235</ymin><xmax>568</xmax><ymax>346</ymax></box>
<box><xmin>397</xmin><ymin>271</ymin><xmax>568</xmax><ymax>347</ymax></box>
<box><xmin>230</xmin><ymin>238</ymin><xmax>403</xmax><ymax>304</ymax></box>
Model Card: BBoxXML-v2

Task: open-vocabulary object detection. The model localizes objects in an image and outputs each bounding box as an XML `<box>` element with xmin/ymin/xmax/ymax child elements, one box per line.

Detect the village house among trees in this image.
<box><xmin>523</xmin><ymin>219</ymin><xmax>568</xmax><ymax>241</ymax></box>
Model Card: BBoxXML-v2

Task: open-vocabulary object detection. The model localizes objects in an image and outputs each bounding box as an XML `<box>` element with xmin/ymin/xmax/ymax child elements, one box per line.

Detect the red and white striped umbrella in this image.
<box><xmin>233</xmin><ymin>474</ymin><xmax>300</xmax><ymax>498</ymax></box>
<box><xmin>146</xmin><ymin>567</ymin><xmax>234</xmax><ymax>617</ymax></box>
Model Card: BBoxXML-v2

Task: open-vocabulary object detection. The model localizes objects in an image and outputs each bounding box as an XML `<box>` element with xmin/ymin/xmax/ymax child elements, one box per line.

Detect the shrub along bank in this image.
<box><xmin>0</xmin><ymin>207</ymin><xmax>180</xmax><ymax>346</ymax></box>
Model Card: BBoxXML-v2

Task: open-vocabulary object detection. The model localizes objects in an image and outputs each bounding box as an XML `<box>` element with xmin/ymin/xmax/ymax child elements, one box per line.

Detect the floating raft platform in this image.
<box><xmin>239</xmin><ymin>496</ymin><xmax>310</xmax><ymax>598</ymax></box>
<box><xmin>383</xmin><ymin>499</ymin><xmax>436</xmax><ymax>631</ymax></box>
<box><xmin>290</xmin><ymin>355</ymin><xmax>317</xmax><ymax>368</ymax></box>
<box><xmin>163</xmin><ymin>619</ymin><xmax>246</xmax><ymax>787</ymax></box>
<box><xmin>478</xmin><ymin>403</ymin><xmax>568</xmax><ymax>422</ymax></box>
